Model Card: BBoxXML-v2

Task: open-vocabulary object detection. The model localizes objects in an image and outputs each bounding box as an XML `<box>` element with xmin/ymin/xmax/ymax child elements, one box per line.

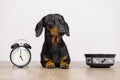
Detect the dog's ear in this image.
<box><xmin>64</xmin><ymin>22</ymin><xmax>70</xmax><ymax>36</ymax></box>
<box><xmin>35</xmin><ymin>17</ymin><xmax>45</xmax><ymax>37</ymax></box>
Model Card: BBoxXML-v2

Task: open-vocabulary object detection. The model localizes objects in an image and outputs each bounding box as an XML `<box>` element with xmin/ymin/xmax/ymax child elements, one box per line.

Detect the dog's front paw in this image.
<box><xmin>45</xmin><ymin>61</ymin><xmax>55</xmax><ymax>69</ymax></box>
<box><xmin>60</xmin><ymin>62</ymin><xmax>69</xmax><ymax>69</ymax></box>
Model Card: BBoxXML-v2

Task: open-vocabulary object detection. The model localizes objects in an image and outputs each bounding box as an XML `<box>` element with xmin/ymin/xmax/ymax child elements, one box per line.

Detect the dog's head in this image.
<box><xmin>35</xmin><ymin>14</ymin><xmax>70</xmax><ymax>37</ymax></box>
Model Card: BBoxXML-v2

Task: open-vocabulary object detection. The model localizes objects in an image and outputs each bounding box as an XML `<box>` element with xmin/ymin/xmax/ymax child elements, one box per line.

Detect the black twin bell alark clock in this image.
<box><xmin>10</xmin><ymin>39</ymin><xmax>32</xmax><ymax>68</ymax></box>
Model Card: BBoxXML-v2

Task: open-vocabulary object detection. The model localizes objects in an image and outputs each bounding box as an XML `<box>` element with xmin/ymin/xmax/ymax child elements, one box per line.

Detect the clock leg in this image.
<box><xmin>12</xmin><ymin>65</ymin><xmax>15</xmax><ymax>68</ymax></box>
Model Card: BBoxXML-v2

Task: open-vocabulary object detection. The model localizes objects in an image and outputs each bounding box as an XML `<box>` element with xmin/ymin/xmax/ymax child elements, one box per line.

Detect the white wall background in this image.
<box><xmin>0</xmin><ymin>0</ymin><xmax>120</xmax><ymax>61</ymax></box>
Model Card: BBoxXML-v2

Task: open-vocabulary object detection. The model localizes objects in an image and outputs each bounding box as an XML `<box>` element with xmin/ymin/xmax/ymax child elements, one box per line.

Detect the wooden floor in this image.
<box><xmin>0</xmin><ymin>61</ymin><xmax>120</xmax><ymax>80</ymax></box>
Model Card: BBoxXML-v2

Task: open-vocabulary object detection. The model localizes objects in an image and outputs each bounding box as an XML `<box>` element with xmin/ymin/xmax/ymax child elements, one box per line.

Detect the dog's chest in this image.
<box><xmin>52</xmin><ymin>53</ymin><xmax>60</xmax><ymax>62</ymax></box>
<box><xmin>50</xmin><ymin>47</ymin><xmax>60</xmax><ymax>62</ymax></box>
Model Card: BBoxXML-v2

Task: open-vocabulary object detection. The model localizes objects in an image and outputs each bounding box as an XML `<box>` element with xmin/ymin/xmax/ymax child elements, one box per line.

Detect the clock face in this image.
<box><xmin>10</xmin><ymin>47</ymin><xmax>31</xmax><ymax>67</ymax></box>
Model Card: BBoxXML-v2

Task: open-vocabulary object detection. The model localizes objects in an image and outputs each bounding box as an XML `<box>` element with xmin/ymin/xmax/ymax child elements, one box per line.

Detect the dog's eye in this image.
<box><xmin>59</xmin><ymin>18</ymin><xmax>63</xmax><ymax>20</ymax></box>
<box><xmin>59</xmin><ymin>18</ymin><xmax>65</xmax><ymax>24</ymax></box>
<box><xmin>48</xmin><ymin>18</ymin><xmax>54</xmax><ymax>23</ymax></box>
<box><xmin>51</xmin><ymin>18</ymin><xmax>55</xmax><ymax>21</ymax></box>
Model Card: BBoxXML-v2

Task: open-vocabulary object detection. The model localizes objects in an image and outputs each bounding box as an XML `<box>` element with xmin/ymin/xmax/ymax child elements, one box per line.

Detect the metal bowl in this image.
<box><xmin>85</xmin><ymin>54</ymin><xmax>116</xmax><ymax>68</ymax></box>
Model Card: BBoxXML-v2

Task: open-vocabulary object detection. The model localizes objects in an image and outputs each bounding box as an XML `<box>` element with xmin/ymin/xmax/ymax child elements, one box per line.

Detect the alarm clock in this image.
<box><xmin>10</xmin><ymin>39</ymin><xmax>32</xmax><ymax>68</ymax></box>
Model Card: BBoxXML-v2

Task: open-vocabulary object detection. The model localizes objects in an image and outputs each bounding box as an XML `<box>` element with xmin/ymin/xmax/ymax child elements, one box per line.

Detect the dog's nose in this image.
<box><xmin>58</xmin><ymin>28</ymin><xmax>65</xmax><ymax>36</ymax></box>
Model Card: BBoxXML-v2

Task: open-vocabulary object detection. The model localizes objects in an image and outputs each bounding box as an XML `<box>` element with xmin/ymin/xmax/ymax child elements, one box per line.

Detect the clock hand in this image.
<box><xmin>19</xmin><ymin>50</ymin><xmax>21</xmax><ymax>57</ymax></box>
<box><xmin>20</xmin><ymin>56</ymin><xmax>24</xmax><ymax>61</ymax></box>
<box><xmin>20</xmin><ymin>50</ymin><xmax>24</xmax><ymax>61</ymax></box>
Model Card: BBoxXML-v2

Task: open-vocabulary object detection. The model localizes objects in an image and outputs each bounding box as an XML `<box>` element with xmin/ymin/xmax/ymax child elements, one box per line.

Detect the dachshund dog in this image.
<box><xmin>35</xmin><ymin>14</ymin><xmax>71</xmax><ymax>69</ymax></box>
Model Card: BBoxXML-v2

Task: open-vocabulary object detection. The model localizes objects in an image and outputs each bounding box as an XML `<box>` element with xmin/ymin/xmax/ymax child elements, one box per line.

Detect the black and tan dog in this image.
<box><xmin>35</xmin><ymin>14</ymin><xmax>71</xmax><ymax>69</ymax></box>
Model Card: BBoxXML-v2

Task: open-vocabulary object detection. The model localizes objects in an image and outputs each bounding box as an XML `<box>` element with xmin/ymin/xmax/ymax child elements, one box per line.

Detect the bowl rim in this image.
<box><xmin>85</xmin><ymin>54</ymin><xmax>116</xmax><ymax>57</ymax></box>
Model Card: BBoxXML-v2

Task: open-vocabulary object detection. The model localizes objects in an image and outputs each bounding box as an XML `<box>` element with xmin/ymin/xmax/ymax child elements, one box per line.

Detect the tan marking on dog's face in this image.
<box><xmin>47</xmin><ymin>26</ymin><xmax>59</xmax><ymax>45</ymax></box>
<box><xmin>51</xmin><ymin>17</ymin><xmax>55</xmax><ymax>21</ymax></box>
<box><xmin>47</xmin><ymin>26</ymin><xmax>58</xmax><ymax>36</ymax></box>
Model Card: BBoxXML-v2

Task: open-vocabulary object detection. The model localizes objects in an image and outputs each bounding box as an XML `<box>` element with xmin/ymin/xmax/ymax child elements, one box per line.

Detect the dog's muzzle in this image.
<box><xmin>58</xmin><ymin>27</ymin><xmax>65</xmax><ymax>36</ymax></box>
